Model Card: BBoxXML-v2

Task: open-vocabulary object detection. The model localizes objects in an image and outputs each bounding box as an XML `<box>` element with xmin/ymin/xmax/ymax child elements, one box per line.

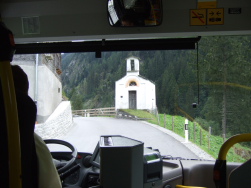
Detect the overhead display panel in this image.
<box><xmin>197</xmin><ymin>0</ymin><xmax>217</xmax><ymax>9</ymax></box>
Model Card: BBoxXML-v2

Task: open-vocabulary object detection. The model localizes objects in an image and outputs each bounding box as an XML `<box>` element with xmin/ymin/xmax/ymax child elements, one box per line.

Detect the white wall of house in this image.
<box><xmin>36</xmin><ymin>65</ymin><xmax>62</xmax><ymax>122</ymax></box>
<box><xmin>115</xmin><ymin>56</ymin><xmax>156</xmax><ymax>111</ymax></box>
<box><xmin>12</xmin><ymin>54</ymin><xmax>62</xmax><ymax>123</ymax></box>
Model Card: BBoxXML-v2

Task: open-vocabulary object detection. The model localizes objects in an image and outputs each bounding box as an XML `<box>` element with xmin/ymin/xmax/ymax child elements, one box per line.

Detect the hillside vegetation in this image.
<box><xmin>122</xmin><ymin>109</ymin><xmax>251</xmax><ymax>163</ymax></box>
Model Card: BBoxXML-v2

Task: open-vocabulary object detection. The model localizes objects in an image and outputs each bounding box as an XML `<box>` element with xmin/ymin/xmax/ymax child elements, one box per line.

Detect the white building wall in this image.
<box><xmin>115</xmin><ymin>82</ymin><xmax>129</xmax><ymax>109</ymax></box>
<box><xmin>145</xmin><ymin>81</ymin><xmax>156</xmax><ymax>109</ymax></box>
<box><xmin>37</xmin><ymin>66</ymin><xmax>62</xmax><ymax>122</ymax></box>
<box><xmin>12</xmin><ymin>54</ymin><xmax>62</xmax><ymax>123</ymax></box>
<box><xmin>115</xmin><ymin>56</ymin><xmax>156</xmax><ymax>111</ymax></box>
<box><xmin>136</xmin><ymin>79</ymin><xmax>156</xmax><ymax>110</ymax></box>
<box><xmin>115</xmin><ymin>75</ymin><xmax>156</xmax><ymax>110</ymax></box>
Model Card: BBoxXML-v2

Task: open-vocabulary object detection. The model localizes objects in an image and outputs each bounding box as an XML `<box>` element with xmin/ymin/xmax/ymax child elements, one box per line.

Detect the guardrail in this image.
<box><xmin>72</xmin><ymin>107</ymin><xmax>116</xmax><ymax>117</ymax></box>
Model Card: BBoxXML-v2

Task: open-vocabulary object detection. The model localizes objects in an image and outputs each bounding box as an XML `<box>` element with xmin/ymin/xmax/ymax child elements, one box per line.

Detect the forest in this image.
<box><xmin>61</xmin><ymin>35</ymin><xmax>251</xmax><ymax>140</ymax></box>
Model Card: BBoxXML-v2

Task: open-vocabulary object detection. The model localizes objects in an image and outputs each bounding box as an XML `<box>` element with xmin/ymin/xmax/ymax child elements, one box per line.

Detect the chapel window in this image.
<box><xmin>129</xmin><ymin>81</ymin><xmax>137</xmax><ymax>86</ymax></box>
<box><xmin>131</xmin><ymin>60</ymin><xmax>135</xmax><ymax>71</ymax></box>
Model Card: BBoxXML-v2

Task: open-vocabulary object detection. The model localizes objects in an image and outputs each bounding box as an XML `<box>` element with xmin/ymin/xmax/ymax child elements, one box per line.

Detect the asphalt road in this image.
<box><xmin>60</xmin><ymin>117</ymin><xmax>198</xmax><ymax>159</ymax></box>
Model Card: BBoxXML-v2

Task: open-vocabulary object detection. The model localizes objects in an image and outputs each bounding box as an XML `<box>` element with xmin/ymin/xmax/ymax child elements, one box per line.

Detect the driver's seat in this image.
<box><xmin>0</xmin><ymin>83</ymin><xmax>39</xmax><ymax>188</ymax></box>
<box><xmin>0</xmin><ymin>81</ymin><xmax>80</xmax><ymax>188</ymax></box>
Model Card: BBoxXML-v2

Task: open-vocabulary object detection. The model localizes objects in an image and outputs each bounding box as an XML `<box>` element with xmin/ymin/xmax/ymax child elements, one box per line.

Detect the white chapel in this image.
<box><xmin>115</xmin><ymin>56</ymin><xmax>156</xmax><ymax>111</ymax></box>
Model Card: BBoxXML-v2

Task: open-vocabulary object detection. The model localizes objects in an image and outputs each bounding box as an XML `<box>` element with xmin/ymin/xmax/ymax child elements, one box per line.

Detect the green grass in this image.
<box><xmin>121</xmin><ymin>110</ymin><xmax>251</xmax><ymax>163</ymax></box>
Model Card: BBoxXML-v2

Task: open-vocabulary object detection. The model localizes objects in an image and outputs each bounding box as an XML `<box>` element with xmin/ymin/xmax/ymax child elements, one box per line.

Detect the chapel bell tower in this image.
<box><xmin>126</xmin><ymin>56</ymin><xmax>140</xmax><ymax>76</ymax></box>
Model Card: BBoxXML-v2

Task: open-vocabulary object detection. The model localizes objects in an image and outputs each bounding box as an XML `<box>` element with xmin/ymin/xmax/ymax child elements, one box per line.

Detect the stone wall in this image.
<box><xmin>35</xmin><ymin>101</ymin><xmax>73</xmax><ymax>139</ymax></box>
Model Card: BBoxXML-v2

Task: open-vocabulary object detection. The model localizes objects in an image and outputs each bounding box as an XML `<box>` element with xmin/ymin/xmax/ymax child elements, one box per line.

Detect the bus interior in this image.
<box><xmin>1</xmin><ymin>0</ymin><xmax>251</xmax><ymax>188</ymax></box>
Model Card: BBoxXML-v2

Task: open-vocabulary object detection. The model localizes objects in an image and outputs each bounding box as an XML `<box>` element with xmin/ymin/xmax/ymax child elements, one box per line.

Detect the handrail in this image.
<box><xmin>72</xmin><ymin>107</ymin><xmax>116</xmax><ymax>117</ymax></box>
<box><xmin>214</xmin><ymin>133</ymin><xmax>251</xmax><ymax>188</ymax></box>
<box><xmin>0</xmin><ymin>20</ymin><xmax>22</xmax><ymax>188</ymax></box>
<box><xmin>0</xmin><ymin>62</ymin><xmax>22</xmax><ymax>188</ymax></box>
<box><xmin>218</xmin><ymin>133</ymin><xmax>251</xmax><ymax>160</ymax></box>
<box><xmin>176</xmin><ymin>185</ymin><xmax>207</xmax><ymax>188</ymax></box>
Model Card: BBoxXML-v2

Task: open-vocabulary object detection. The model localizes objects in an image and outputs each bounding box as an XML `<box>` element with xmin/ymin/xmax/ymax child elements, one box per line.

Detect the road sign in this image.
<box><xmin>207</xmin><ymin>8</ymin><xmax>224</xmax><ymax>25</ymax></box>
<box><xmin>190</xmin><ymin>9</ymin><xmax>206</xmax><ymax>26</ymax></box>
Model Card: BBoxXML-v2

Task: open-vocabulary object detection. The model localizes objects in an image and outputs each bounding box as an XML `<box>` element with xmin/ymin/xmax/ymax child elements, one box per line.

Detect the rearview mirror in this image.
<box><xmin>108</xmin><ymin>0</ymin><xmax>162</xmax><ymax>27</ymax></box>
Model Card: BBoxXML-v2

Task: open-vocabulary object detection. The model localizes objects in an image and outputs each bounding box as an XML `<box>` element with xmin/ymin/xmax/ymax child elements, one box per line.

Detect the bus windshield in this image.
<box><xmin>11</xmin><ymin>35</ymin><xmax>251</xmax><ymax>162</ymax></box>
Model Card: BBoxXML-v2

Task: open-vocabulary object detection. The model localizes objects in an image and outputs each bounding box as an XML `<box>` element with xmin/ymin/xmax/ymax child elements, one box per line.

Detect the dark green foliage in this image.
<box><xmin>62</xmin><ymin>36</ymin><xmax>251</xmax><ymax>141</ymax></box>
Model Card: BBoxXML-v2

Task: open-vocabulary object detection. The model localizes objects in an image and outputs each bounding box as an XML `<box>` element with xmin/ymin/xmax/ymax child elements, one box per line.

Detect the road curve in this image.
<box><xmin>61</xmin><ymin>117</ymin><xmax>199</xmax><ymax>159</ymax></box>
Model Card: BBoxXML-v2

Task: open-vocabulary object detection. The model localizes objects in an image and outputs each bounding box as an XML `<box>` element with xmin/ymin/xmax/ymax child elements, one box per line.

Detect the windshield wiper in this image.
<box><xmin>162</xmin><ymin>155</ymin><xmax>213</xmax><ymax>161</ymax></box>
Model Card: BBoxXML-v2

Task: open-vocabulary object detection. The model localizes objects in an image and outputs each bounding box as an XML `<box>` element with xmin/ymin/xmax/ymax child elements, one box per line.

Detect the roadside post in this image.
<box><xmin>185</xmin><ymin>119</ymin><xmax>189</xmax><ymax>142</ymax></box>
<box><xmin>208</xmin><ymin>126</ymin><xmax>211</xmax><ymax>149</ymax></box>
<box><xmin>164</xmin><ymin>114</ymin><xmax>166</xmax><ymax>128</ymax></box>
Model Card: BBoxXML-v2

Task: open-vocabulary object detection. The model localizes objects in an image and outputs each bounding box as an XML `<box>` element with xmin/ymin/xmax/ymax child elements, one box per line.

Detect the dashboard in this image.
<box><xmin>51</xmin><ymin>151</ymin><xmax>241</xmax><ymax>188</ymax></box>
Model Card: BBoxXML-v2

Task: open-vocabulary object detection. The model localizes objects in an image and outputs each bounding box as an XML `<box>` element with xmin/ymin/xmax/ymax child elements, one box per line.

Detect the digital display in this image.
<box><xmin>145</xmin><ymin>154</ymin><xmax>158</xmax><ymax>161</ymax></box>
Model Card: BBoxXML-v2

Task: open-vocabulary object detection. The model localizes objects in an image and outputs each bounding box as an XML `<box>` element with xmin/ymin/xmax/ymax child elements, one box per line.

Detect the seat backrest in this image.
<box><xmin>0</xmin><ymin>81</ymin><xmax>38</xmax><ymax>188</ymax></box>
<box><xmin>0</xmin><ymin>81</ymin><xmax>10</xmax><ymax>188</ymax></box>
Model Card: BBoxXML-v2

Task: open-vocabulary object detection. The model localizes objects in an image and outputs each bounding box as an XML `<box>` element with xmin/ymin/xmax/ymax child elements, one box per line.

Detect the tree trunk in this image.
<box><xmin>222</xmin><ymin>50</ymin><xmax>227</xmax><ymax>142</ymax></box>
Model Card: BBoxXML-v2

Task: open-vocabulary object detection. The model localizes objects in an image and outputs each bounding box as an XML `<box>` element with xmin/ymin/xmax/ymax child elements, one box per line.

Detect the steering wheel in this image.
<box><xmin>44</xmin><ymin>139</ymin><xmax>78</xmax><ymax>174</ymax></box>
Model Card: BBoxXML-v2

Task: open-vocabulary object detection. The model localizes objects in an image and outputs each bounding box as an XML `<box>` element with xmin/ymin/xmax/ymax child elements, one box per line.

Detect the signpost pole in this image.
<box><xmin>185</xmin><ymin>119</ymin><xmax>189</xmax><ymax>143</ymax></box>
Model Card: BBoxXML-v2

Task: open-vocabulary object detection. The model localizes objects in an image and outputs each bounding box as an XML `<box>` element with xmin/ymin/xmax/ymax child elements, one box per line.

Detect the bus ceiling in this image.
<box><xmin>1</xmin><ymin>0</ymin><xmax>251</xmax><ymax>45</ymax></box>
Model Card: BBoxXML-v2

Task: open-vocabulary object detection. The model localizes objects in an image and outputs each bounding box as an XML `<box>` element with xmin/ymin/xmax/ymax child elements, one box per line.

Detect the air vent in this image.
<box><xmin>22</xmin><ymin>16</ymin><xmax>40</xmax><ymax>34</ymax></box>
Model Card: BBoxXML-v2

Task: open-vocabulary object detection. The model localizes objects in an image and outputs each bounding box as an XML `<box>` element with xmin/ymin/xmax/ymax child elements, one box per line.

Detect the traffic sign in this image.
<box><xmin>207</xmin><ymin>8</ymin><xmax>224</xmax><ymax>25</ymax></box>
<box><xmin>190</xmin><ymin>9</ymin><xmax>207</xmax><ymax>26</ymax></box>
